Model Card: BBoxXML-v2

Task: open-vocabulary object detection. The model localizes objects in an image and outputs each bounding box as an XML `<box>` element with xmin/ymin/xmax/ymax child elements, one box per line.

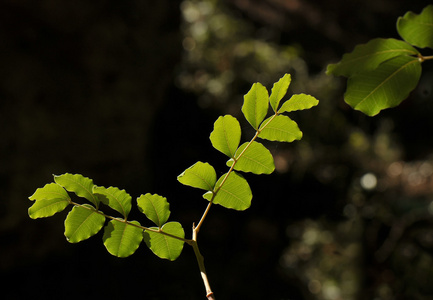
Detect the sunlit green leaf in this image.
<box><xmin>54</xmin><ymin>173</ymin><xmax>100</xmax><ymax>207</ymax></box>
<box><xmin>137</xmin><ymin>193</ymin><xmax>170</xmax><ymax>227</ymax></box>
<box><xmin>227</xmin><ymin>141</ymin><xmax>275</xmax><ymax>174</ymax></box>
<box><xmin>177</xmin><ymin>161</ymin><xmax>216</xmax><ymax>191</ymax></box>
<box><xmin>143</xmin><ymin>222</ymin><xmax>185</xmax><ymax>261</ymax></box>
<box><xmin>326</xmin><ymin>38</ymin><xmax>419</xmax><ymax>76</ymax></box>
<box><xmin>345</xmin><ymin>55</ymin><xmax>422</xmax><ymax>116</ymax></box>
<box><xmin>209</xmin><ymin>115</ymin><xmax>241</xmax><ymax>158</ymax></box>
<box><xmin>93</xmin><ymin>186</ymin><xmax>131</xmax><ymax>218</ymax></box>
<box><xmin>278</xmin><ymin>94</ymin><xmax>319</xmax><ymax>113</ymax></box>
<box><xmin>258</xmin><ymin>115</ymin><xmax>302</xmax><ymax>142</ymax></box>
<box><xmin>64</xmin><ymin>204</ymin><xmax>105</xmax><ymax>243</ymax></box>
<box><xmin>269</xmin><ymin>73</ymin><xmax>291</xmax><ymax>112</ymax></box>
<box><xmin>103</xmin><ymin>219</ymin><xmax>143</xmax><ymax>258</ymax></box>
<box><xmin>28</xmin><ymin>183</ymin><xmax>71</xmax><ymax>219</ymax></box>
<box><xmin>203</xmin><ymin>171</ymin><xmax>252</xmax><ymax>210</ymax></box>
<box><xmin>397</xmin><ymin>5</ymin><xmax>433</xmax><ymax>49</ymax></box>
<box><xmin>242</xmin><ymin>82</ymin><xmax>269</xmax><ymax>129</ymax></box>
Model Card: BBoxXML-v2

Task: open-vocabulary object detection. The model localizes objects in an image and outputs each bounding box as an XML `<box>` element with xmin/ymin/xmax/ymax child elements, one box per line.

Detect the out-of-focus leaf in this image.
<box><xmin>397</xmin><ymin>5</ymin><xmax>433</xmax><ymax>49</ymax></box>
<box><xmin>344</xmin><ymin>55</ymin><xmax>422</xmax><ymax>116</ymax></box>
<box><xmin>326</xmin><ymin>38</ymin><xmax>419</xmax><ymax>76</ymax></box>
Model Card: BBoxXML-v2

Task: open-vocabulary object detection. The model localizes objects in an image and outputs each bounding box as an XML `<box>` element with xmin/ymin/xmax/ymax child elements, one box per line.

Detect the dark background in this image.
<box><xmin>2</xmin><ymin>0</ymin><xmax>433</xmax><ymax>299</ymax></box>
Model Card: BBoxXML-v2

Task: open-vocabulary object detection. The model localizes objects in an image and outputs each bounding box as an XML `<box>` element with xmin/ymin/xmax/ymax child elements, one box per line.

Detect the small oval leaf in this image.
<box><xmin>258</xmin><ymin>115</ymin><xmax>302</xmax><ymax>142</ymax></box>
<box><xmin>143</xmin><ymin>222</ymin><xmax>185</xmax><ymax>261</ymax></box>
<box><xmin>54</xmin><ymin>174</ymin><xmax>100</xmax><ymax>207</ymax></box>
<box><xmin>137</xmin><ymin>193</ymin><xmax>170</xmax><ymax>227</ymax></box>
<box><xmin>204</xmin><ymin>171</ymin><xmax>252</xmax><ymax>210</ymax></box>
<box><xmin>269</xmin><ymin>73</ymin><xmax>291</xmax><ymax>112</ymax></box>
<box><xmin>28</xmin><ymin>183</ymin><xmax>71</xmax><ymax>219</ymax></box>
<box><xmin>227</xmin><ymin>141</ymin><xmax>275</xmax><ymax>175</ymax></box>
<box><xmin>177</xmin><ymin>161</ymin><xmax>217</xmax><ymax>191</ymax></box>
<box><xmin>278</xmin><ymin>94</ymin><xmax>319</xmax><ymax>113</ymax></box>
<box><xmin>103</xmin><ymin>219</ymin><xmax>143</xmax><ymax>258</ymax></box>
<box><xmin>93</xmin><ymin>186</ymin><xmax>132</xmax><ymax>219</ymax></box>
<box><xmin>209</xmin><ymin>115</ymin><xmax>241</xmax><ymax>158</ymax></box>
<box><xmin>64</xmin><ymin>204</ymin><xmax>105</xmax><ymax>243</ymax></box>
<box><xmin>242</xmin><ymin>82</ymin><xmax>269</xmax><ymax>130</ymax></box>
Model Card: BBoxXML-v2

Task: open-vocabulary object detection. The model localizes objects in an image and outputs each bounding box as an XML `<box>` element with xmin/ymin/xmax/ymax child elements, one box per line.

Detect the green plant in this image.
<box><xmin>28</xmin><ymin>73</ymin><xmax>318</xmax><ymax>299</ymax></box>
<box><xmin>327</xmin><ymin>5</ymin><xmax>433</xmax><ymax>116</ymax></box>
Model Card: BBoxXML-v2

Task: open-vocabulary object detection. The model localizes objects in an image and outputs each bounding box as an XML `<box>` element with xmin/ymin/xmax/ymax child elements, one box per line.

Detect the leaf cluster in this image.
<box><xmin>29</xmin><ymin>174</ymin><xmax>184</xmax><ymax>260</ymax></box>
<box><xmin>28</xmin><ymin>74</ymin><xmax>318</xmax><ymax>298</ymax></box>
<box><xmin>327</xmin><ymin>5</ymin><xmax>433</xmax><ymax>116</ymax></box>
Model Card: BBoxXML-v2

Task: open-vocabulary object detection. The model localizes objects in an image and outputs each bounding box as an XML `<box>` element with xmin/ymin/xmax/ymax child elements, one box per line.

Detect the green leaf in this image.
<box><xmin>227</xmin><ymin>141</ymin><xmax>275</xmax><ymax>175</ymax></box>
<box><xmin>177</xmin><ymin>161</ymin><xmax>217</xmax><ymax>191</ymax></box>
<box><xmin>103</xmin><ymin>219</ymin><xmax>143</xmax><ymax>258</ymax></box>
<box><xmin>137</xmin><ymin>193</ymin><xmax>170</xmax><ymax>227</ymax></box>
<box><xmin>269</xmin><ymin>73</ymin><xmax>291</xmax><ymax>112</ymax></box>
<box><xmin>278</xmin><ymin>94</ymin><xmax>319</xmax><ymax>113</ymax></box>
<box><xmin>64</xmin><ymin>204</ymin><xmax>105</xmax><ymax>243</ymax></box>
<box><xmin>28</xmin><ymin>183</ymin><xmax>71</xmax><ymax>219</ymax></box>
<box><xmin>326</xmin><ymin>38</ymin><xmax>419</xmax><ymax>76</ymax></box>
<box><xmin>397</xmin><ymin>5</ymin><xmax>433</xmax><ymax>49</ymax></box>
<box><xmin>93</xmin><ymin>186</ymin><xmax>132</xmax><ymax>218</ymax></box>
<box><xmin>143</xmin><ymin>222</ymin><xmax>185</xmax><ymax>261</ymax></box>
<box><xmin>203</xmin><ymin>171</ymin><xmax>252</xmax><ymax>210</ymax></box>
<box><xmin>54</xmin><ymin>173</ymin><xmax>100</xmax><ymax>207</ymax></box>
<box><xmin>242</xmin><ymin>82</ymin><xmax>269</xmax><ymax>129</ymax></box>
<box><xmin>258</xmin><ymin>115</ymin><xmax>302</xmax><ymax>142</ymax></box>
<box><xmin>209</xmin><ymin>115</ymin><xmax>241</xmax><ymax>158</ymax></box>
<box><xmin>344</xmin><ymin>55</ymin><xmax>422</xmax><ymax>116</ymax></box>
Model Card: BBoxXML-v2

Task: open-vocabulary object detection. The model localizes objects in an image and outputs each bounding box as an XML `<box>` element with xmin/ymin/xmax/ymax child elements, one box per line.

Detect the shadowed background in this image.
<box><xmin>1</xmin><ymin>0</ymin><xmax>433</xmax><ymax>299</ymax></box>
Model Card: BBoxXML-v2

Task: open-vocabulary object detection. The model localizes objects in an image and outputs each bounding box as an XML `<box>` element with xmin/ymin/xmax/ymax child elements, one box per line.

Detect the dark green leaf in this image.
<box><xmin>344</xmin><ymin>55</ymin><xmax>422</xmax><ymax>116</ymax></box>
<box><xmin>326</xmin><ymin>38</ymin><xmax>419</xmax><ymax>76</ymax></box>
<box><xmin>397</xmin><ymin>5</ymin><xmax>433</xmax><ymax>49</ymax></box>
